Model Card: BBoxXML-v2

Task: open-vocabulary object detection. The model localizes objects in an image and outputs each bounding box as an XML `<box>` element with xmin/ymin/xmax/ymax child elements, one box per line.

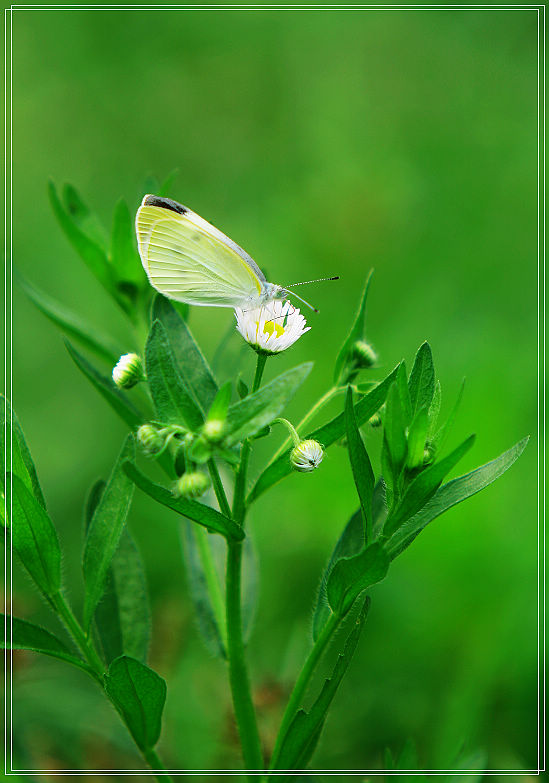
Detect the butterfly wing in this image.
<box><xmin>136</xmin><ymin>195</ymin><xmax>266</xmax><ymax>308</ymax></box>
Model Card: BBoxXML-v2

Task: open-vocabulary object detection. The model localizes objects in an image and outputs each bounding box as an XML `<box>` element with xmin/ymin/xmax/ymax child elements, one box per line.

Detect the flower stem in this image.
<box><xmin>270</xmin><ymin>385</ymin><xmax>342</xmax><ymax>462</ymax></box>
<box><xmin>224</xmin><ymin>353</ymin><xmax>267</xmax><ymax>776</ymax></box>
<box><xmin>269</xmin><ymin>611</ymin><xmax>339</xmax><ymax>770</ymax></box>
<box><xmin>193</xmin><ymin>525</ymin><xmax>227</xmax><ymax>653</ymax></box>
<box><xmin>143</xmin><ymin>747</ymin><xmax>173</xmax><ymax>779</ymax></box>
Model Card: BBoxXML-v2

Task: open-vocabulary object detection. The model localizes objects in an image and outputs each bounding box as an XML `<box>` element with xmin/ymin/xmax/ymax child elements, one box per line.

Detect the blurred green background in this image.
<box><xmin>7</xmin><ymin>7</ymin><xmax>540</xmax><ymax>779</ymax></box>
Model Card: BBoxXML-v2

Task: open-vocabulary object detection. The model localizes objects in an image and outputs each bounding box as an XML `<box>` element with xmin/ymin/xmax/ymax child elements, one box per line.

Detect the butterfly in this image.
<box><xmin>136</xmin><ymin>195</ymin><xmax>336</xmax><ymax>312</ymax></box>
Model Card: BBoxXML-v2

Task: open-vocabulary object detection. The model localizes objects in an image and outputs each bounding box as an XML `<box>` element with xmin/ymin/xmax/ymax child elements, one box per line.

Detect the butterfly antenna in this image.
<box><xmin>285</xmin><ymin>289</ymin><xmax>319</xmax><ymax>313</ymax></box>
<box><xmin>284</xmin><ymin>275</ymin><xmax>339</xmax><ymax>287</ymax></box>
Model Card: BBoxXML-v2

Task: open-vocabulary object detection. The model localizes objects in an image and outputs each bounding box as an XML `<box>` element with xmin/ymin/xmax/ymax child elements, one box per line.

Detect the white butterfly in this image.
<box><xmin>136</xmin><ymin>195</ymin><xmax>334</xmax><ymax>312</ymax></box>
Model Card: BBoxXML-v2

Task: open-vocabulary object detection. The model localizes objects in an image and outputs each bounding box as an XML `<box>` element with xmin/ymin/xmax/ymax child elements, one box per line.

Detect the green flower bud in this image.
<box><xmin>174</xmin><ymin>471</ymin><xmax>210</xmax><ymax>499</ymax></box>
<box><xmin>290</xmin><ymin>439</ymin><xmax>324</xmax><ymax>473</ymax></box>
<box><xmin>423</xmin><ymin>444</ymin><xmax>436</xmax><ymax>466</ymax></box>
<box><xmin>369</xmin><ymin>412</ymin><xmax>382</xmax><ymax>428</ymax></box>
<box><xmin>350</xmin><ymin>340</ymin><xmax>377</xmax><ymax>369</ymax></box>
<box><xmin>112</xmin><ymin>353</ymin><xmax>145</xmax><ymax>389</ymax></box>
<box><xmin>202</xmin><ymin>419</ymin><xmax>226</xmax><ymax>443</ymax></box>
<box><xmin>137</xmin><ymin>424</ymin><xmax>165</xmax><ymax>456</ymax></box>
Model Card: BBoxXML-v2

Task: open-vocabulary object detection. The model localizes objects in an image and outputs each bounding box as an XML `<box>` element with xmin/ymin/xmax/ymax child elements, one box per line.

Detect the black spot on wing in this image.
<box><xmin>143</xmin><ymin>195</ymin><xmax>189</xmax><ymax>215</ymax></box>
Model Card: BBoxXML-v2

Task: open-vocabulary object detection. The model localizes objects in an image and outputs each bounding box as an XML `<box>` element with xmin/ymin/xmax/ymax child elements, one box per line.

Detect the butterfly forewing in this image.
<box><xmin>136</xmin><ymin>199</ymin><xmax>264</xmax><ymax>307</ymax></box>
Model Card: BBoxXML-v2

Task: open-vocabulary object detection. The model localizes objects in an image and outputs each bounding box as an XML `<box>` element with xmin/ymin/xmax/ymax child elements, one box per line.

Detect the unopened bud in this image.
<box><xmin>202</xmin><ymin>419</ymin><xmax>226</xmax><ymax>443</ymax></box>
<box><xmin>174</xmin><ymin>471</ymin><xmax>210</xmax><ymax>499</ymax></box>
<box><xmin>137</xmin><ymin>424</ymin><xmax>165</xmax><ymax>456</ymax></box>
<box><xmin>112</xmin><ymin>353</ymin><xmax>145</xmax><ymax>389</ymax></box>
<box><xmin>423</xmin><ymin>444</ymin><xmax>435</xmax><ymax>466</ymax></box>
<box><xmin>350</xmin><ymin>340</ymin><xmax>377</xmax><ymax>369</ymax></box>
<box><xmin>369</xmin><ymin>412</ymin><xmax>382</xmax><ymax>428</ymax></box>
<box><xmin>290</xmin><ymin>439</ymin><xmax>324</xmax><ymax>473</ymax></box>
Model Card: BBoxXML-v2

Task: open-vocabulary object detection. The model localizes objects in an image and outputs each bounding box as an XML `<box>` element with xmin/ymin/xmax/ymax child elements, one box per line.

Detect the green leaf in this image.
<box><xmin>18</xmin><ymin>273</ymin><xmax>122</xmax><ymax>365</ymax></box>
<box><xmin>152</xmin><ymin>295</ymin><xmax>218</xmax><ymax>415</ymax></box>
<box><xmin>426</xmin><ymin>380</ymin><xmax>442</xmax><ymax>441</ymax></box>
<box><xmin>408</xmin><ymin>342</ymin><xmax>435</xmax><ymax>416</ymax></box>
<box><xmin>273</xmin><ymin>598</ymin><xmax>370</xmax><ymax>770</ymax></box>
<box><xmin>345</xmin><ymin>387</ymin><xmax>374</xmax><ymax>540</ymax></box>
<box><xmin>95</xmin><ymin>528</ymin><xmax>151</xmax><ymax>665</ymax></box>
<box><xmin>433</xmin><ymin>378</ymin><xmax>465</xmax><ymax>451</ymax></box>
<box><xmin>66</xmin><ymin>340</ymin><xmax>144</xmax><ymax>429</ymax></box>
<box><xmin>407</xmin><ymin>406</ymin><xmax>429</xmax><ymax>470</ymax></box>
<box><xmin>248</xmin><ymin>362</ymin><xmax>401</xmax><ymax>503</ymax></box>
<box><xmin>83</xmin><ymin>436</ymin><xmax>136</xmax><ymax>629</ymax></box>
<box><xmin>387</xmin><ymin>437</ymin><xmax>529</xmax><ymax>559</ymax></box>
<box><xmin>180</xmin><ymin>521</ymin><xmax>226</xmax><ymax>659</ymax></box>
<box><xmin>333</xmin><ymin>270</ymin><xmax>373</xmax><ymax>384</ymax></box>
<box><xmin>110</xmin><ymin>199</ymin><xmax>146</xmax><ymax>286</ymax></box>
<box><xmin>206</xmin><ymin>381</ymin><xmax>232</xmax><ymax>423</ymax></box>
<box><xmin>62</xmin><ymin>183</ymin><xmax>108</xmax><ymax>251</ymax></box>
<box><xmin>104</xmin><ymin>655</ymin><xmax>167</xmax><ymax>751</ymax></box>
<box><xmin>49</xmin><ymin>181</ymin><xmax>116</xmax><ymax>300</ymax></box>
<box><xmin>225</xmin><ymin>363</ymin><xmax>313</xmax><ymax>447</ymax></box>
<box><xmin>1</xmin><ymin>396</ymin><xmax>46</xmax><ymax>520</ymax></box>
<box><xmin>124</xmin><ymin>461</ymin><xmax>244</xmax><ymax>541</ymax></box>
<box><xmin>7</xmin><ymin>474</ymin><xmax>61</xmax><ymax>599</ymax></box>
<box><xmin>383</xmin><ymin>381</ymin><xmax>407</xmax><ymax>476</ymax></box>
<box><xmin>1</xmin><ymin>614</ymin><xmax>92</xmax><ymax>673</ymax></box>
<box><xmin>312</xmin><ymin>509</ymin><xmax>363</xmax><ymax>641</ymax></box>
<box><xmin>384</xmin><ymin>434</ymin><xmax>476</xmax><ymax>538</ymax></box>
<box><xmin>146</xmin><ymin>319</ymin><xmax>203</xmax><ymax>430</ymax></box>
<box><xmin>326</xmin><ymin>543</ymin><xmax>389</xmax><ymax>616</ymax></box>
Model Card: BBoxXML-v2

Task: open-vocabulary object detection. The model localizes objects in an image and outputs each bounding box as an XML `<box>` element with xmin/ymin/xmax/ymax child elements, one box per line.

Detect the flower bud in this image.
<box><xmin>349</xmin><ymin>340</ymin><xmax>377</xmax><ymax>369</ymax></box>
<box><xmin>290</xmin><ymin>439</ymin><xmax>324</xmax><ymax>473</ymax></box>
<box><xmin>174</xmin><ymin>471</ymin><xmax>210</xmax><ymax>499</ymax></box>
<box><xmin>137</xmin><ymin>424</ymin><xmax>165</xmax><ymax>456</ymax></box>
<box><xmin>369</xmin><ymin>412</ymin><xmax>382</xmax><ymax>428</ymax></box>
<box><xmin>202</xmin><ymin>419</ymin><xmax>226</xmax><ymax>443</ymax></box>
<box><xmin>423</xmin><ymin>444</ymin><xmax>436</xmax><ymax>466</ymax></box>
<box><xmin>112</xmin><ymin>353</ymin><xmax>145</xmax><ymax>389</ymax></box>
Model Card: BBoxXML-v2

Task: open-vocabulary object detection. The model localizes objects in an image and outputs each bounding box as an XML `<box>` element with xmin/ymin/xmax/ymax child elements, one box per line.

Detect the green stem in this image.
<box><xmin>270</xmin><ymin>612</ymin><xmax>339</xmax><ymax>770</ymax></box>
<box><xmin>224</xmin><ymin>352</ymin><xmax>267</xmax><ymax>776</ymax></box>
<box><xmin>193</xmin><ymin>524</ymin><xmax>228</xmax><ymax>652</ymax></box>
<box><xmin>208</xmin><ymin>457</ymin><xmax>232</xmax><ymax>518</ymax></box>
<box><xmin>270</xmin><ymin>386</ymin><xmax>342</xmax><ymax>463</ymax></box>
<box><xmin>143</xmin><ymin>747</ymin><xmax>173</xmax><ymax>780</ymax></box>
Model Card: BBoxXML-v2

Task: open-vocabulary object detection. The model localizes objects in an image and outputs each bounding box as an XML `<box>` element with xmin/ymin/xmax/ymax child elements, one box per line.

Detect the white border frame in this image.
<box><xmin>3</xmin><ymin>3</ymin><xmax>546</xmax><ymax>777</ymax></box>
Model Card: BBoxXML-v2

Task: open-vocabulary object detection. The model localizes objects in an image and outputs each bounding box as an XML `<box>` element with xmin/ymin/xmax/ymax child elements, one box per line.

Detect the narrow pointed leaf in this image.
<box><xmin>345</xmin><ymin>387</ymin><xmax>374</xmax><ymax>540</ymax></box>
<box><xmin>83</xmin><ymin>436</ymin><xmax>136</xmax><ymax>629</ymax></box>
<box><xmin>1</xmin><ymin>614</ymin><xmax>92</xmax><ymax>673</ymax></box>
<box><xmin>327</xmin><ymin>543</ymin><xmax>389</xmax><ymax>616</ymax></box>
<box><xmin>18</xmin><ymin>274</ymin><xmax>122</xmax><ymax>364</ymax></box>
<box><xmin>249</xmin><ymin>363</ymin><xmax>401</xmax><ymax>502</ymax></box>
<box><xmin>124</xmin><ymin>461</ymin><xmax>244</xmax><ymax>541</ymax></box>
<box><xmin>62</xmin><ymin>183</ymin><xmax>108</xmax><ymax>251</ymax></box>
<box><xmin>273</xmin><ymin>598</ymin><xmax>370</xmax><ymax>770</ymax></box>
<box><xmin>225</xmin><ymin>363</ymin><xmax>313</xmax><ymax>447</ymax></box>
<box><xmin>388</xmin><ymin>437</ymin><xmax>529</xmax><ymax>559</ymax></box>
<box><xmin>383</xmin><ymin>382</ymin><xmax>407</xmax><ymax>475</ymax></box>
<box><xmin>384</xmin><ymin>434</ymin><xmax>476</xmax><ymax>537</ymax></box>
<box><xmin>104</xmin><ymin>655</ymin><xmax>166</xmax><ymax>751</ymax></box>
<box><xmin>1</xmin><ymin>396</ymin><xmax>46</xmax><ymax>517</ymax></box>
<box><xmin>407</xmin><ymin>406</ymin><xmax>429</xmax><ymax>469</ymax></box>
<box><xmin>7</xmin><ymin>474</ymin><xmax>61</xmax><ymax>598</ymax></box>
<box><xmin>66</xmin><ymin>340</ymin><xmax>144</xmax><ymax>429</ymax></box>
<box><xmin>110</xmin><ymin>198</ymin><xmax>146</xmax><ymax>286</ymax></box>
<box><xmin>146</xmin><ymin>320</ymin><xmax>203</xmax><ymax>429</ymax></box>
<box><xmin>408</xmin><ymin>342</ymin><xmax>435</xmax><ymax>416</ymax></box>
<box><xmin>206</xmin><ymin>381</ymin><xmax>232</xmax><ymax>423</ymax></box>
<box><xmin>333</xmin><ymin>270</ymin><xmax>373</xmax><ymax>383</ymax></box>
<box><xmin>427</xmin><ymin>380</ymin><xmax>442</xmax><ymax>441</ymax></box>
<box><xmin>396</xmin><ymin>362</ymin><xmax>412</xmax><ymax>426</ymax></box>
<box><xmin>152</xmin><ymin>296</ymin><xmax>218</xmax><ymax>414</ymax></box>
<box><xmin>434</xmin><ymin>378</ymin><xmax>465</xmax><ymax>451</ymax></box>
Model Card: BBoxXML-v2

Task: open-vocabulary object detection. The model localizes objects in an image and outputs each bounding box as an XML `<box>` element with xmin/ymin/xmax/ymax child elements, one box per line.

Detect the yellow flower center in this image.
<box><xmin>263</xmin><ymin>319</ymin><xmax>285</xmax><ymax>338</ymax></box>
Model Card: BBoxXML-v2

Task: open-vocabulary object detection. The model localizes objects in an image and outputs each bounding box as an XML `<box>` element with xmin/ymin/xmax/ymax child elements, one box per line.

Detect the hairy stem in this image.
<box><xmin>269</xmin><ymin>611</ymin><xmax>339</xmax><ymax>769</ymax></box>
<box><xmin>270</xmin><ymin>385</ymin><xmax>342</xmax><ymax>462</ymax></box>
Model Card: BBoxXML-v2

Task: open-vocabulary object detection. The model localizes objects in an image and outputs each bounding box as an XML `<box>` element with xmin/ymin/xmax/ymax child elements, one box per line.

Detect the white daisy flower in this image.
<box><xmin>290</xmin><ymin>439</ymin><xmax>324</xmax><ymax>472</ymax></box>
<box><xmin>234</xmin><ymin>300</ymin><xmax>310</xmax><ymax>355</ymax></box>
<box><xmin>112</xmin><ymin>353</ymin><xmax>145</xmax><ymax>389</ymax></box>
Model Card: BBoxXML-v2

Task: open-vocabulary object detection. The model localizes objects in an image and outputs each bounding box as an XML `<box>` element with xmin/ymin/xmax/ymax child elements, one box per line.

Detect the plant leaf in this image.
<box><xmin>152</xmin><ymin>295</ymin><xmax>218</xmax><ymax>415</ymax></box>
<box><xmin>384</xmin><ymin>434</ymin><xmax>476</xmax><ymax>538</ymax></box>
<box><xmin>83</xmin><ymin>436</ymin><xmax>136</xmax><ymax>629</ymax></box>
<box><xmin>66</xmin><ymin>340</ymin><xmax>144</xmax><ymax>429</ymax></box>
<box><xmin>7</xmin><ymin>474</ymin><xmax>61</xmax><ymax>599</ymax></box>
<box><xmin>333</xmin><ymin>270</ymin><xmax>373</xmax><ymax>384</ymax></box>
<box><xmin>326</xmin><ymin>543</ymin><xmax>389</xmax><ymax>617</ymax></box>
<box><xmin>387</xmin><ymin>437</ymin><xmax>529</xmax><ymax>559</ymax></box>
<box><xmin>426</xmin><ymin>380</ymin><xmax>442</xmax><ymax>441</ymax></box>
<box><xmin>407</xmin><ymin>406</ymin><xmax>429</xmax><ymax>469</ymax></box>
<box><xmin>224</xmin><ymin>363</ymin><xmax>313</xmax><ymax>447</ymax></box>
<box><xmin>383</xmin><ymin>381</ymin><xmax>407</xmax><ymax>477</ymax></box>
<box><xmin>312</xmin><ymin>509</ymin><xmax>363</xmax><ymax>641</ymax></box>
<box><xmin>124</xmin><ymin>461</ymin><xmax>244</xmax><ymax>541</ymax></box>
<box><xmin>62</xmin><ymin>183</ymin><xmax>108</xmax><ymax>251</ymax></box>
<box><xmin>146</xmin><ymin>319</ymin><xmax>203</xmax><ymax>430</ymax></box>
<box><xmin>345</xmin><ymin>387</ymin><xmax>374</xmax><ymax>540</ymax></box>
<box><xmin>110</xmin><ymin>199</ymin><xmax>146</xmax><ymax>286</ymax></box>
<box><xmin>1</xmin><ymin>396</ymin><xmax>46</xmax><ymax>520</ymax></box>
<box><xmin>18</xmin><ymin>273</ymin><xmax>122</xmax><ymax>364</ymax></box>
<box><xmin>104</xmin><ymin>655</ymin><xmax>167</xmax><ymax>751</ymax></box>
<box><xmin>408</xmin><ymin>342</ymin><xmax>435</xmax><ymax>416</ymax></box>
<box><xmin>273</xmin><ymin>598</ymin><xmax>370</xmax><ymax>770</ymax></box>
<box><xmin>248</xmin><ymin>363</ymin><xmax>401</xmax><ymax>503</ymax></box>
<box><xmin>206</xmin><ymin>381</ymin><xmax>232</xmax><ymax>424</ymax></box>
<box><xmin>433</xmin><ymin>378</ymin><xmax>465</xmax><ymax>451</ymax></box>
<box><xmin>1</xmin><ymin>614</ymin><xmax>92</xmax><ymax>673</ymax></box>
<box><xmin>180</xmin><ymin>521</ymin><xmax>226</xmax><ymax>659</ymax></box>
